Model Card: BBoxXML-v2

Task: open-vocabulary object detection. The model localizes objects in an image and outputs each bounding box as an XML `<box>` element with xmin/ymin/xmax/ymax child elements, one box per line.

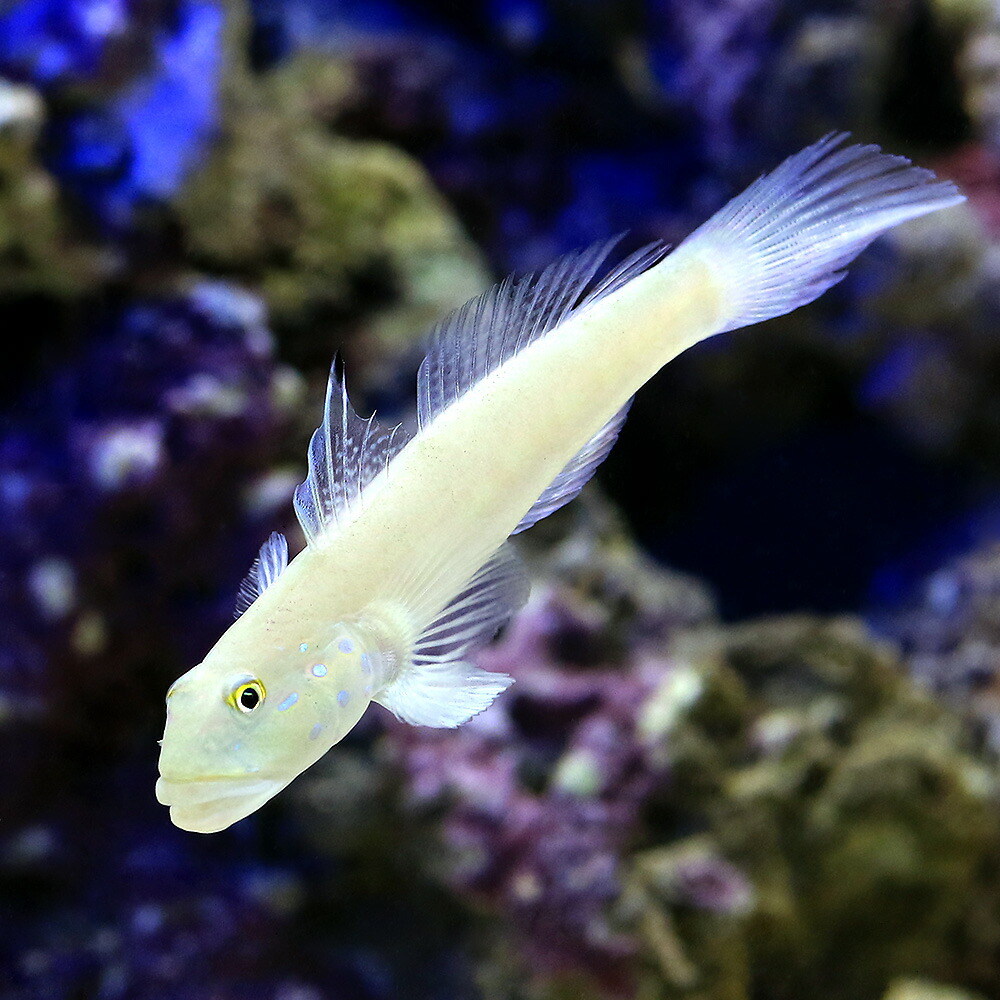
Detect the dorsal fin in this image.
<box><xmin>293</xmin><ymin>364</ymin><xmax>409</xmax><ymax>546</ymax></box>
<box><xmin>416</xmin><ymin>239</ymin><xmax>666</xmax><ymax>530</ymax></box>
<box><xmin>374</xmin><ymin>544</ymin><xmax>529</xmax><ymax>727</ymax></box>
<box><xmin>417</xmin><ymin>238</ymin><xmax>667</xmax><ymax>427</ymax></box>
<box><xmin>234</xmin><ymin>531</ymin><xmax>288</xmax><ymax>618</ymax></box>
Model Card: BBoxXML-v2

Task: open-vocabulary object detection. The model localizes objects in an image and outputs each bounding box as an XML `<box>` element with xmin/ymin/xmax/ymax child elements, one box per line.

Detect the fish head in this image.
<box><xmin>156</xmin><ymin>625</ymin><xmax>374</xmax><ymax>833</ymax></box>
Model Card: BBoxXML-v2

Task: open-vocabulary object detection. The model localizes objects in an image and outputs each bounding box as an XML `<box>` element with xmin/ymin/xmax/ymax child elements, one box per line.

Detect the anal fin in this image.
<box><xmin>513</xmin><ymin>398</ymin><xmax>632</xmax><ymax>534</ymax></box>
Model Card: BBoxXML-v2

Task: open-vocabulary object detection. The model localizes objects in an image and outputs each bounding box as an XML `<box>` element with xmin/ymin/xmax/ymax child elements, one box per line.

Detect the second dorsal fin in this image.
<box><xmin>416</xmin><ymin>240</ymin><xmax>665</xmax><ymax>533</ymax></box>
<box><xmin>416</xmin><ymin>238</ymin><xmax>666</xmax><ymax>429</ymax></box>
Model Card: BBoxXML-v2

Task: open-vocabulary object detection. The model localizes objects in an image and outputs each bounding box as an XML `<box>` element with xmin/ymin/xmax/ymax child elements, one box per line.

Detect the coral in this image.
<box><xmin>882</xmin><ymin>980</ymin><xmax>990</xmax><ymax>1000</ymax></box>
<box><xmin>620</xmin><ymin>616</ymin><xmax>1000</xmax><ymax>1000</ymax></box>
<box><xmin>0</xmin><ymin>79</ymin><xmax>98</xmax><ymax>298</ymax></box>
<box><xmin>371</xmin><ymin>513</ymin><xmax>1000</xmax><ymax>1000</ymax></box>
<box><xmin>882</xmin><ymin>979</ymin><xmax>982</xmax><ymax>1000</ymax></box>
<box><xmin>2</xmin><ymin>1</ymin><xmax>1000</xmax><ymax>999</ymax></box>
<box><xmin>0</xmin><ymin>278</ymin><xmax>300</xmax><ymax>762</ymax></box>
<box><xmin>249</xmin><ymin>0</ymin><xmax>713</xmax><ymax>272</ymax></box>
<box><xmin>880</xmin><ymin>539</ymin><xmax>1000</xmax><ymax>745</ymax></box>
<box><xmin>685</xmin><ymin>619</ymin><xmax>1000</xmax><ymax>1000</ymax></box>
<box><xmin>0</xmin><ymin>0</ymin><xmax>224</xmax><ymax>230</ymax></box>
<box><xmin>251</xmin><ymin>0</ymin><xmax>970</xmax><ymax>272</ymax></box>
<box><xmin>176</xmin><ymin>51</ymin><xmax>489</xmax><ymax>375</ymax></box>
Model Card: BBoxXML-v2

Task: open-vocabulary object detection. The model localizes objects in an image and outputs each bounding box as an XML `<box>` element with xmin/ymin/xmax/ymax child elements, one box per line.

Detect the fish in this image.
<box><xmin>156</xmin><ymin>134</ymin><xmax>964</xmax><ymax>833</ymax></box>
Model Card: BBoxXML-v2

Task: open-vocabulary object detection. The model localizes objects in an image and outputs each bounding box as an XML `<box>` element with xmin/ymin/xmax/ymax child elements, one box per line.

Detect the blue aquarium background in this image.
<box><xmin>4</xmin><ymin>2</ymin><xmax>1000</xmax><ymax>999</ymax></box>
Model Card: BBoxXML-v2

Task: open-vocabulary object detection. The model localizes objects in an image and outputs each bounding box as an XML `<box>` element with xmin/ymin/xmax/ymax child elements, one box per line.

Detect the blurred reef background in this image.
<box><xmin>5</xmin><ymin>1</ymin><xmax>1000</xmax><ymax>998</ymax></box>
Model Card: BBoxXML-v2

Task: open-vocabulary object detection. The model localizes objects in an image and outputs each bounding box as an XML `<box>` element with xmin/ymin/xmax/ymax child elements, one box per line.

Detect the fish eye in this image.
<box><xmin>228</xmin><ymin>680</ymin><xmax>265</xmax><ymax>714</ymax></box>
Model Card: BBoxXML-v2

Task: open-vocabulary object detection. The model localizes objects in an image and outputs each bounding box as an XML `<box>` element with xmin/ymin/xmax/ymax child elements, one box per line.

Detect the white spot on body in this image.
<box><xmin>338</xmin><ymin>638</ymin><xmax>354</xmax><ymax>654</ymax></box>
<box><xmin>337</xmin><ymin>690</ymin><xmax>350</xmax><ymax>707</ymax></box>
<box><xmin>299</xmin><ymin>642</ymin><xmax>309</xmax><ymax>653</ymax></box>
<box><xmin>309</xmin><ymin>723</ymin><xmax>323</xmax><ymax>741</ymax></box>
<box><xmin>277</xmin><ymin>692</ymin><xmax>299</xmax><ymax>712</ymax></box>
<box><xmin>360</xmin><ymin>653</ymin><xmax>372</xmax><ymax>675</ymax></box>
<box><xmin>311</xmin><ymin>663</ymin><xmax>327</xmax><ymax>678</ymax></box>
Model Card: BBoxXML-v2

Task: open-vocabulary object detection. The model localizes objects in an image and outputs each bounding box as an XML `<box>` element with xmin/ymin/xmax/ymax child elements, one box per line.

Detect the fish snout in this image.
<box><xmin>155</xmin><ymin>772</ymin><xmax>286</xmax><ymax>833</ymax></box>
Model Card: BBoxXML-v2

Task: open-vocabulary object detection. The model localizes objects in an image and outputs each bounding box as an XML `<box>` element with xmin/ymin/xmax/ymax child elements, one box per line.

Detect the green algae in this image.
<box><xmin>625</xmin><ymin>617</ymin><xmax>1000</xmax><ymax>1000</ymax></box>
<box><xmin>882</xmin><ymin>979</ymin><xmax>989</xmax><ymax>1000</ymax></box>
<box><xmin>0</xmin><ymin>81</ymin><xmax>99</xmax><ymax>299</ymax></box>
<box><xmin>177</xmin><ymin>50</ymin><xmax>489</xmax><ymax>375</ymax></box>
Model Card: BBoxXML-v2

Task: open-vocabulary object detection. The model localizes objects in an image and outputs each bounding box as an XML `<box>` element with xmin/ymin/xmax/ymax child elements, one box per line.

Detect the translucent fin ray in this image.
<box><xmin>682</xmin><ymin>132</ymin><xmax>965</xmax><ymax>333</ymax></box>
<box><xmin>234</xmin><ymin>531</ymin><xmax>288</xmax><ymax>618</ymax></box>
<box><xmin>513</xmin><ymin>397</ymin><xmax>633</xmax><ymax>534</ymax></box>
<box><xmin>417</xmin><ymin>238</ymin><xmax>667</xmax><ymax>428</ymax></box>
<box><xmin>416</xmin><ymin>238</ymin><xmax>667</xmax><ymax>529</ymax></box>
<box><xmin>375</xmin><ymin>544</ymin><xmax>529</xmax><ymax>727</ymax></box>
<box><xmin>293</xmin><ymin>364</ymin><xmax>409</xmax><ymax>546</ymax></box>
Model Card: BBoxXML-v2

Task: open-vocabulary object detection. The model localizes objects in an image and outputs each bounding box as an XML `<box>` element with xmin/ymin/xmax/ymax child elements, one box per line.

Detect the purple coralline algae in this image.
<box><xmin>370</xmin><ymin>507</ymin><xmax>1000</xmax><ymax>1000</ymax></box>
<box><xmin>880</xmin><ymin>537</ymin><xmax>1000</xmax><ymax>748</ymax></box>
<box><xmin>0</xmin><ymin>278</ymin><xmax>299</xmax><ymax>749</ymax></box>
<box><xmin>384</xmin><ymin>503</ymin><xmax>718</xmax><ymax>991</ymax></box>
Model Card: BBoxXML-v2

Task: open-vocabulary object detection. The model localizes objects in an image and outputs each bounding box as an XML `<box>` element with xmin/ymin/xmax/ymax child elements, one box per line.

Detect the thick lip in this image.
<box><xmin>156</xmin><ymin>773</ymin><xmax>284</xmax><ymax>834</ymax></box>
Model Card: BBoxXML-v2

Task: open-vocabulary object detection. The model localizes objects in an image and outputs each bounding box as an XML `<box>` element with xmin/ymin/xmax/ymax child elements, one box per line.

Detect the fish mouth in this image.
<box><xmin>155</xmin><ymin>773</ymin><xmax>286</xmax><ymax>834</ymax></box>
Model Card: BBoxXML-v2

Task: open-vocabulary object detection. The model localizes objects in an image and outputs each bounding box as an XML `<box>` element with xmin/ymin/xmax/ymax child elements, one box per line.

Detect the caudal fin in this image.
<box><xmin>679</xmin><ymin>132</ymin><xmax>965</xmax><ymax>334</ymax></box>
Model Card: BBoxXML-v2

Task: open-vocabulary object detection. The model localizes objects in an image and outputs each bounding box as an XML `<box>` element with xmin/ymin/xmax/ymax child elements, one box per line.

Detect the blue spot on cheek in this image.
<box><xmin>337</xmin><ymin>690</ymin><xmax>350</xmax><ymax>707</ymax></box>
<box><xmin>311</xmin><ymin>663</ymin><xmax>327</xmax><ymax>678</ymax></box>
<box><xmin>299</xmin><ymin>642</ymin><xmax>309</xmax><ymax>653</ymax></box>
<box><xmin>277</xmin><ymin>692</ymin><xmax>299</xmax><ymax>711</ymax></box>
<box><xmin>338</xmin><ymin>638</ymin><xmax>353</xmax><ymax>654</ymax></box>
<box><xmin>309</xmin><ymin>723</ymin><xmax>323</xmax><ymax>741</ymax></box>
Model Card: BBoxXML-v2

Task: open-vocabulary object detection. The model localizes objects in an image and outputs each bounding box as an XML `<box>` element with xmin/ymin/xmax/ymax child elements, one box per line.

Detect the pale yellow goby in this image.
<box><xmin>156</xmin><ymin>134</ymin><xmax>964</xmax><ymax>833</ymax></box>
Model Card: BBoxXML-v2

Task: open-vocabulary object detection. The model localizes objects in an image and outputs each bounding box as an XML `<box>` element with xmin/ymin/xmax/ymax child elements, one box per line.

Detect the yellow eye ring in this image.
<box><xmin>228</xmin><ymin>679</ymin><xmax>266</xmax><ymax>714</ymax></box>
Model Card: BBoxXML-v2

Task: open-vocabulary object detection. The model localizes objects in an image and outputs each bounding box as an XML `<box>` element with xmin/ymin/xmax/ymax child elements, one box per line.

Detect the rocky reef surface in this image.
<box><xmin>4</xmin><ymin>1</ymin><xmax>1000</xmax><ymax>999</ymax></box>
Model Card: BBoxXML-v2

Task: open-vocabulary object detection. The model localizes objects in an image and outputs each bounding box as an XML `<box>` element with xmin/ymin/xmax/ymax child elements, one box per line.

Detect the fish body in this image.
<box><xmin>157</xmin><ymin>135</ymin><xmax>964</xmax><ymax>833</ymax></box>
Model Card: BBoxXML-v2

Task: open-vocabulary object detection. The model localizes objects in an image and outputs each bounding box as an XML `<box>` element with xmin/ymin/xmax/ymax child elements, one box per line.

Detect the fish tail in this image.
<box><xmin>677</xmin><ymin>132</ymin><xmax>964</xmax><ymax>334</ymax></box>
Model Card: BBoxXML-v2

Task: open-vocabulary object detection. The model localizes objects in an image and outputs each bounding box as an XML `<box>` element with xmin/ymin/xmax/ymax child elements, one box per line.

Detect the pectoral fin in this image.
<box><xmin>374</xmin><ymin>544</ymin><xmax>528</xmax><ymax>727</ymax></box>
